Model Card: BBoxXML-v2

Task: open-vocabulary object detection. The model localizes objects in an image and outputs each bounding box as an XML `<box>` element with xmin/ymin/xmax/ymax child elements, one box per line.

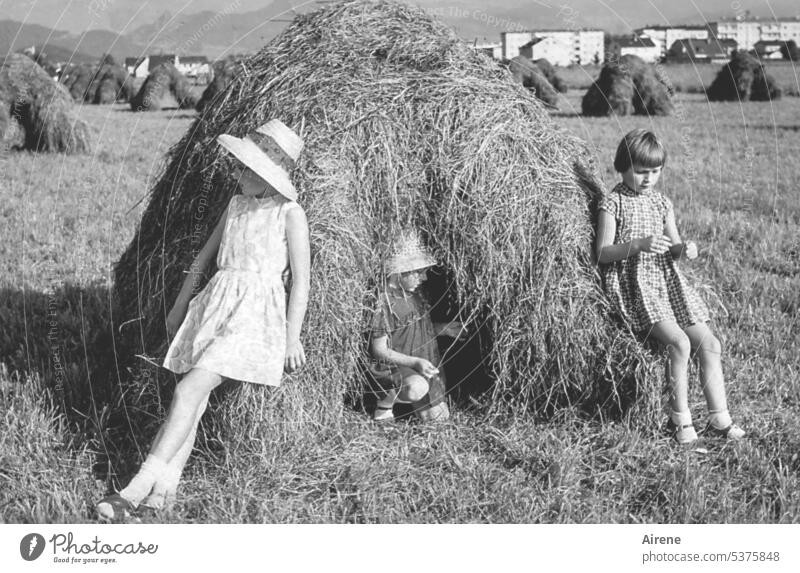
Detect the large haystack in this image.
<box><xmin>707</xmin><ymin>51</ymin><xmax>782</xmax><ymax>102</ymax></box>
<box><xmin>506</xmin><ymin>56</ymin><xmax>560</xmax><ymax>107</ymax></box>
<box><xmin>0</xmin><ymin>54</ymin><xmax>91</xmax><ymax>153</ymax></box>
<box><xmin>582</xmin><ymin>55</ymin><xmax>672</xmax><ymax>116</ymax></box>
<box><xmin>196</xmin><ymin>59</ymin><xmax>241</xmax><ymax>114</ymax></box>
<box><xmin>114</xmin><ymin>0</ymin><xmax>649</xmax><ymax>439</ymax></box>
<box><xmin>130</xmin><ymin>63</ymin><xmax>198</xmax><ymax>111</ymax></box>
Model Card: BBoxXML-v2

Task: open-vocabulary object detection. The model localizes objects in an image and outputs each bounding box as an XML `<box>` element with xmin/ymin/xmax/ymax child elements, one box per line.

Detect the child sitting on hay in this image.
<box><xmin>595</xmin><ymin>128</ymin><xmax>745</xmax><ymax>445</ymax></box>
<box><xmin>368</xmin><ymin>232</ymin><xmax>464</xmax><ymax>423</ymax></box>
<box><xmin>95</xmin><ymin>119</ymin><xmax>310</xmax><ymax>521</ymax></box>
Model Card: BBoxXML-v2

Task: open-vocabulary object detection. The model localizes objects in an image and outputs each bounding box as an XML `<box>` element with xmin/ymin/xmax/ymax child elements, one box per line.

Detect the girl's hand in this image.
<box><xmin>684</xmin><ymin>241</ymin><xmax>698</xmax><ymax>260</ymax></box>
<box><xmin>412</xmin><ymin>358</ymin><xmax>439</xmax><ymax>380</ymax></box>
<box><xmin>166</xmin><ymin>302</ymin><xmax>188</xmax><ymax>339</ymax></box>
<box><xmin>284</xmin><ymin>339</ymin><xmax>306</xmax><ymax>373</ymax></box>
<box><xmin>636</xmin><ymin>235</ymin><xmax>672</xmax><ymax>254</ymax></box>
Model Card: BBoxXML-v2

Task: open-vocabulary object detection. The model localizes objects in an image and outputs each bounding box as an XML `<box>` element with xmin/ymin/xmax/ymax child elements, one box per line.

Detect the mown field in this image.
<box><xmin>1</xmin><ymin>78</ymin><xmax>799</xmax><ymax>523</ymax></box>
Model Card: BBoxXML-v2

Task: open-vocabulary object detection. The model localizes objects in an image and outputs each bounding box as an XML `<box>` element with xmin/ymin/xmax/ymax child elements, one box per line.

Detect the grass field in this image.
<box><xmin>1</xmin><ymin>84</ymin><xmax>799</xmax><ymax>523</ymax></box>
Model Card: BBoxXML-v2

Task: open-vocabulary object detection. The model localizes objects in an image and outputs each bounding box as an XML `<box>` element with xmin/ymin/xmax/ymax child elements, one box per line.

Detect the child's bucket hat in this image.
<box><xmin>386</xmin><ymin>231</ymin><xmax>436</xmax><ymax>275</ymax></box>
<box><xmin>217</xmin><ymin>119</ymin><xmax>303</xmax><ymax>201</ymax></box>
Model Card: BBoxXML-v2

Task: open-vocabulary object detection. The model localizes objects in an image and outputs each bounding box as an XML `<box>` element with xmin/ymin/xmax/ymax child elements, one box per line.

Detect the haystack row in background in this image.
<box><xmin>114</xmin><ymin>0</ymin><xmax>651</xmax><ymax>441</ymax></box>
<box><xmin>533</xmin><ymin>58</ymin><xmax>567</xmax><ymax>93</ymax></box>
<box><xmin>707</xmin><ymin>51</ymin><xmax>782</xmax><ymax>102</ymax></box>
<box><xmin>0</xmin><ymin>54</ymin><xmax>91</xmax><ymax>153</ymax></box>
<box><xmin>60</xmin><ymin>62</ymin><xmax>135</xmax><ymax>104</ymax></box>
<box><xmin>196</xmin><ymin>59</ymin><xmax>241</xmax><ymax>114</ymax></box>
<box><xmin>130</xmin><ymin>63</ymin><xmax>198</xmax><ymax>112</ymax></box>
<box><xmin>506</xmin><ymin>55</ymin><xmax>560</xmax><ymax>107</ymax></box>
<box><xmin>582</xmin><ymin>54</ymin><xmax>672</xmax><ymax>117</ymax></box>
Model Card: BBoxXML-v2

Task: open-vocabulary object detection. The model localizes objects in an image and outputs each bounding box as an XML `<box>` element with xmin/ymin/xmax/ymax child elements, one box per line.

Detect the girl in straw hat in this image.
<box><xmin>368</xmin><ymin>231</ymin><xmax>464</xmax><ymax>423</ymax></box>
<box><xmin>95</xmin><ymin>119</ymin><xmax>310</xmax><ymax>521</ymax></box>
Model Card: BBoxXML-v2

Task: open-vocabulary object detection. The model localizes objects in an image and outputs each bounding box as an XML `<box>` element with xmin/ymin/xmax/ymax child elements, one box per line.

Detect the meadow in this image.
<box><xmin>1</xmin><ymin>78</ymin><xmax>799</xmax><ymax>523</ymax></box>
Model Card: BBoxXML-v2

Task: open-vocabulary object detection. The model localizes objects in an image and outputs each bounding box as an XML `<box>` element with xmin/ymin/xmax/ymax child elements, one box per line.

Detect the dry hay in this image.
<box><xmin>59</xmin><ymin>63</ymin><xmax>96</xmax><ymax>101</ymax></box>
<box><xmin>130</xmin><ymin>63</ymin><xmax>198</xmax><ymax>111</ymax></box>
<box><xmin>0</xmin><ymin>54</ymin><xmax>91</xmax><ymax>153</ymax></box>
<box><xmin>707</xmin><ymin>51</ymin><xmax>782</xmax><ymax>102</ymax></box>
<box><xmin>196</xmin><ymin>59</ymin><xmax>241</xmax><ymax>114</ymax></box>
<box><xmin>506</xmin><ymin>56</ymin><xmax>560</xmax><ymax>107</ymax></box>
<box><xmin>92</xmin><ymin>63</ymin><xmax>136</xmax><ymax>104</ymax></box>
<box><xmin>582</xmin><ymin>55</ymin><xmax>672</xmax><ymax>116</ymax></box>
<box><xmin>113</xmin><ymin>0</ymin><xmax>651</xmax><ymax>443</ymax></box>
<box><xmin>533</xmin><ymin>58</ymin><xmax>567</xmax><ymax>93</ymax></box>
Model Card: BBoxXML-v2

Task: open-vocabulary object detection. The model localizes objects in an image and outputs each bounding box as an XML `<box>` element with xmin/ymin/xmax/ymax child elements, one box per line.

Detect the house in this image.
<box><xmin>125</xmin><ymin>57</ymin><xmax>149</xmax><ymax>78</ymax></box>
<box><xmin>124</xmin><ymin>54</ymin><xmax>209</xmax><ymax>81</ymax></box>
<box><xmin>501</xmin><ymin>29</ymin><xmax>604</xmax><ymax>65</ymax></box>
<box><xmin>519</xmin><ymin>37</ymin><xmax>570</xmax><ymax>66</ymax></box>
<box><xmin>666</xmin><ymin>38</ymin><xmax>737</xmax><ymax>63</ymax></box>
<box><xmin>753</xmin><ymin>40</ymin><xmax>789</xmax><ymax>59</ymax></box>
<box><xmin>708</xmin><ymin>17</ymin><xmax>800</xmax><ymax>51</ymax></box>
<box><xmin>176</xmin><ymin>55</ymin><xmax>210</xmax><ymax>78</ymax></box>
<box><xmin>636</xmin><ymin>26</ymin><xmax>709</xmax><ymax>59</ymax></box>
<box><xmin>607</xmin><ymin>35</ymin><xmax>661</xmax><ymax>63</ymax></box>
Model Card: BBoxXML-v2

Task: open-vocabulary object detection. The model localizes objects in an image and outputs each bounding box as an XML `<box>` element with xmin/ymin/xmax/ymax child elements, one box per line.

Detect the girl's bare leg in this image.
<box><xmin>684</xmin><ymin>322</ymin><xmax>727</xmax><ymax>412</ymax></box>
<box><xmin>644</xmin><ymin>320</ymin><xmax>692</xmax><ymax>415</ymax></box>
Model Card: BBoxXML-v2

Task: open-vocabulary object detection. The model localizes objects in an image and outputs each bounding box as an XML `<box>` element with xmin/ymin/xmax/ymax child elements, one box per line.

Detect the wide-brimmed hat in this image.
<box><xmin>217</xmin><ymin>119</ymin><xmax>303</xmax><ymax>201</ymax></box>
<box><xmin>386</xmin><ymin>231</ymin><xmax>436</xmax><ymax>275</ymax></box>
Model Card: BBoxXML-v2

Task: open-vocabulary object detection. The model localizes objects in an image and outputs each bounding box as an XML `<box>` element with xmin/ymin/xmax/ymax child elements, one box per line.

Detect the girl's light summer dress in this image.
<box><xmin>599</xmin><ymin>182</ymin><xmax>709</xmax><ymax>332</ymax></box>
<box><xmin>163</xmin><ymin>194</ymin><xmax>293</xmax><ymax>385</ymax></box>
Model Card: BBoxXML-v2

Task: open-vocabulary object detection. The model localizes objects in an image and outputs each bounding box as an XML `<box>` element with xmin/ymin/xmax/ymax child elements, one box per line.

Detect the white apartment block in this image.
<box><xmin>709</xmin><ymin>18</ymin><xmax>800</xmax><ymax>50</ymax></box>
<box><xmin>501</xmin><ymin>30</ymin><xmax>604</xmax><ymax>65</ymax></box>
<box><xmin>636</xmin><ymin>26</ymin><xmax>709</xmax><ymax>58</ymax></box>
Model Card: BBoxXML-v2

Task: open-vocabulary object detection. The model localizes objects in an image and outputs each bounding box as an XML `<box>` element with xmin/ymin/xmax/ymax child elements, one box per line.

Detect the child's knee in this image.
<box><xmin>399</xmin><ymin>375</ymin><xmax>429</xmax><ymax>402</ymax></box>
<box><xmin>665</xmin><ymin>333</ymin><xmax>691</xmax><ymax>358</ymax></box>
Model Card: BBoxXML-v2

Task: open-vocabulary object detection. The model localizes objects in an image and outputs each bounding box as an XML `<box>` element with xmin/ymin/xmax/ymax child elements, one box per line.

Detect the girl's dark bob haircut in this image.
<box><xmin>613</xmin><ymin>128</ymin><xmax>667</xmax><ymax>173</ymax></box>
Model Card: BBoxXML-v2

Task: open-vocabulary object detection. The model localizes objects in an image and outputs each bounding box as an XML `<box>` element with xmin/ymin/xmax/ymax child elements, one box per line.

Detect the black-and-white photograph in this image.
<box><xmin>1</xmin><ymin>0</ymin><xmax>797</xmax><ymax>568</ymax></box>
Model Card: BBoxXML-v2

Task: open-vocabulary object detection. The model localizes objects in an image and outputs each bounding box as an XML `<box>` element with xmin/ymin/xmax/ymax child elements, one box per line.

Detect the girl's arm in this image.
<box><xmin>166</xmin><ymin>204</ymin><xmax>229</xmax><ymax>336</ymax></box>
<box><xmin>370</xmin><ymin>335</ymin><xmax>438</xmax><ymax>379</ymax></box>
<box><xmin>284</xmin><ymin>203</ymin><xmax>311</xmax><ymax>373</ymax></box>
<box><xmin>664</xmin><ymin>208</ymin><xmax>698</xmax><ymax>261</ymax></box>
<box><xmin>433</xmin><ymin>321</ymin><xmax>466</xmax><ymax>339</ymax></box>
<box><xmin>595</xmin><ymin>210</ymin><xmax>671</xmax><ymax>265</ymax></box>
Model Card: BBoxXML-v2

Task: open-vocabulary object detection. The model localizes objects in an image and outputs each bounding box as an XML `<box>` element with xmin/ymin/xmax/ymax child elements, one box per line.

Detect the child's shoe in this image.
<box><xmin>702</xmin><ymin>422</ymin><xmax>746</xmax><ymax>441</ymax></box>
<box><xmin>372</xmin><ymin>404</ymin><xmax>394</xmax><ymax>422</ymax></box>
<box><xmin>666</xmin><ymin>418</ymin><xmax>698</xmax><ymax>445</ymax></box>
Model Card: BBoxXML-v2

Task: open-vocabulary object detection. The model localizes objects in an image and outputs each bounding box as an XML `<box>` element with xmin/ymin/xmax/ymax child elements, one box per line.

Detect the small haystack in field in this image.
<box><xmin>534</xmin><ymin>58</ymin><xmax>567</xmax><ymax>93</ymax></box>
<box><xmin>92</xmin><ymin>63</ymin><xmax>135</xmax><ymax>104</ymax></box>
<box><xmin>582</xmin><ymin>55</ymin><xmax>672</xmax><ymax>116</ymax></box>
<box><xmin>0</xmin><ymin>54</ymin><xmax>91</xmax><ymax>153</ymax></box>
<box><xmin>60</xmin><ymin>63</ymin><xmax>96</xmax><ymax>101</ymax></box>
<box><xmin>707</xmin><ymin>51</ymin><xmax>782</xmax><ymax>102</ymax></box>
<box><xmin>196</xmin><ymin>59</ymin><xmax>241</xmax><ymax>114</ymax></box>
<box><xmin>114</xmin><ymin>0</ymin><xmax>651</xmax><ymax>442</ymax></box>
<box><xmin>130</xmin><ymin>63</ymin><xmax>198</xmax><ymax>111</ymax></box>
<box><xmin>507</xmin><ymin>55</ymin><xmax>560</xmax><ymax>106</ymax></box>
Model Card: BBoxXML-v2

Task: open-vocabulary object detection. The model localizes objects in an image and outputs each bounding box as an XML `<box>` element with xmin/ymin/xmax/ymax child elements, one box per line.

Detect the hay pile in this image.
<box><xmin>196</xmin><ymin>59</ymin><xmax>241</xmax><ymax>114</ymax></box>
<box><xmin>534</xmin><ymin>58</ymin><xmax>567</xmax><ymax>93</ymax></box>
<box><xmin>707</xmin><ymin>51</ymin><xmax>782</xmax><ymax>102</ymax></box>
<box><xmin>0</xmin><ymin>54</ymin><xmax>91</xmax><ymax>153</ymax></box>
<box><xmin>114</xmin><ymin>0</ymin><xmax>649</xmax><ymax>439</ymax></box>
<box><xmin>130</xmin><ymin>63</ymin><xmax>198</xmax><ymax>111</ymax></box>
<box><xmin>61</xmin><ymin>63</ymin><xmax>135</xmax><ymax>104</ymax></box>
<box><xmin>506</xmin><ymin>55</ymin><xmax>560</xmax><ymax>106</ymax></box>
<box><xmin>582</xmin><ymin>55</ymin><xmax>672</xmax><ymax>116</ymax></box>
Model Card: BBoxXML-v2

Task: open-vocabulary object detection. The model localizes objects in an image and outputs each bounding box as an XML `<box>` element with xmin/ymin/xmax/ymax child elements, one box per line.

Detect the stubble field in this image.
<box><xmin>1</xmin><ymin>82</ymin><xmax>799</xmax><ymax>523</ymax></box>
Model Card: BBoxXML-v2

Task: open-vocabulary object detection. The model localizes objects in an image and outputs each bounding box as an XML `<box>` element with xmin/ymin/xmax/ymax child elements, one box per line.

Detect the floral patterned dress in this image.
<box><xmin>163</xmin><ymin>194</ymin><xmax>294</xmax><ymax>385</ymax></box>
<box><xmin>599</xmin><ymin>182</ymin><xmax>709</xmax><ymax>332</ymax></box>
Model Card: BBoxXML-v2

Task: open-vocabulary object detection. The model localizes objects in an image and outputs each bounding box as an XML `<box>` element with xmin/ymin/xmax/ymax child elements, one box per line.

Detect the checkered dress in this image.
<box><xmin>599</xmin><ymin>182</ymin><xmax>709</xmax><ymax>332</ymax></box>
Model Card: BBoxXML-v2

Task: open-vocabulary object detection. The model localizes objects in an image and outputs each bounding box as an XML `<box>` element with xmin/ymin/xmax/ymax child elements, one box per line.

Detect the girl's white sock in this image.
<box><xmin>119</xmin><ymin>455</ymin><xmax>168</xmax><ymax>505</ymax></box>
<box><xmin>708</xmin><ymin>409</ymin><xmax>733</xmax><ymax>430</ymax></box>
<box><xmin>670</xmin><ymin>409</ymin><xmax>693</xmax><ymax>426</ymax></box>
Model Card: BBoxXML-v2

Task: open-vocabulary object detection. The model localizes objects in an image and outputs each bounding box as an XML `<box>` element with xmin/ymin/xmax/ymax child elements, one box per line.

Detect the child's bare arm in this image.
<box><xmin>167</xmin><ymin>204</ymin><xmax>229</xmax><ymax>336</ymax></box>
<box><xmin>595</xmin><ymin>210</ymin><xmax>670</xmax><ymax>264</ymax></box>
<box><xmin>370</xmin><ymin>335</ymin><xmax>438</xmax><ymax>378</ymax></box>
<box><xmin>284</xmin><ymin>203</ymin><xmax>310</xmax><ymax>372</ymax></box>
<box><xmin>434</xmin><ymin>321</ymin><xmax>466</xmax><ymax>339</ymax></box>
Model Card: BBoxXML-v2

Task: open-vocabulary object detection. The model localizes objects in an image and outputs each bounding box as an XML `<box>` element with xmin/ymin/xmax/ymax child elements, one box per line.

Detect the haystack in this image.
<box><xmin>130</xmin><ymin>63</ymin><xmax>198</xmax><ymax>111</ymax></box>
<box><xmin>707</xmin><ymin>51</ymin><xmax>782</xmax><ymax>102</ymax></box>
<box><xmin>113</xmin><ymin>0</ymin><xmax>650</xmax><ymax>441</ymax></box>
<box><xmin>507</xmin><ymin>56</ymin><xmax>560</xmax><ymax>106</ymax></box>
<box><xmin>533</xmin><ymin>58</ymin><xmax>567</xmax><ymax>93</ymax></box>
<box><xmin>91</xmin><ymin>63</ymin><xmax>135</xmax><ymax>104</ymax></box>
<box><xmin>196</xmin><ymin>59</ymin><xmax>241</xmax><ymax>114</ymax></box>
<box><xmin>582</xmin><ymin>55</ymin><xmax>672</xmax><ymax>116</ymax></box>
<box><xmin>0</xmin><ymin>54</ymin><xmax>91</xmax><ymax>153</ymax></box>
<box><xmin>60</xmin><ymin>63</ymin><xmax>96</xmax><ymax>101</ymax></box>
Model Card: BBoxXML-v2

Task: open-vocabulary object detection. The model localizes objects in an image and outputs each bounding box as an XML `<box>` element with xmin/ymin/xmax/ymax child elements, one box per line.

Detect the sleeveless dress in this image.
<box><xmin>599</xmin><ymin>182</ymin><xmax>709</xmax><ymax>332</ymax></box>
<box><xmin>163</xmin><ymin>194</ymin><xmax>293</xmax><ymax>385</ymax></box>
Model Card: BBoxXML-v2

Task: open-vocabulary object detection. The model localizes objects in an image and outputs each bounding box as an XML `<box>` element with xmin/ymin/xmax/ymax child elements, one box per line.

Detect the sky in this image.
<box><xmin>1</xmin><ymin>0</ymin><xmax>798</xmax><ymax>38</ymax></box>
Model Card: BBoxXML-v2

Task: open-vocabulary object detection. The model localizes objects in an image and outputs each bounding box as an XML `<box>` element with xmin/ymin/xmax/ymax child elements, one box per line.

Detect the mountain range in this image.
<box><xmin>2</xmin><ymin>0</ymin><xmax>798</xmax><ymax>63</ymax></box>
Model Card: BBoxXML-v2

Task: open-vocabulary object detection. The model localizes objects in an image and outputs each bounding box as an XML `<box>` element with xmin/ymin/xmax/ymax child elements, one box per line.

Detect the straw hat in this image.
<box><xmin>386</xmin><ymin>231</ymin><xmax>436</xmax><ymax>275</ymax></box>
<box><xmin>217</xmin><ymin>119</ymin><xmax>303</xmax><ymax>201</ymax></box>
